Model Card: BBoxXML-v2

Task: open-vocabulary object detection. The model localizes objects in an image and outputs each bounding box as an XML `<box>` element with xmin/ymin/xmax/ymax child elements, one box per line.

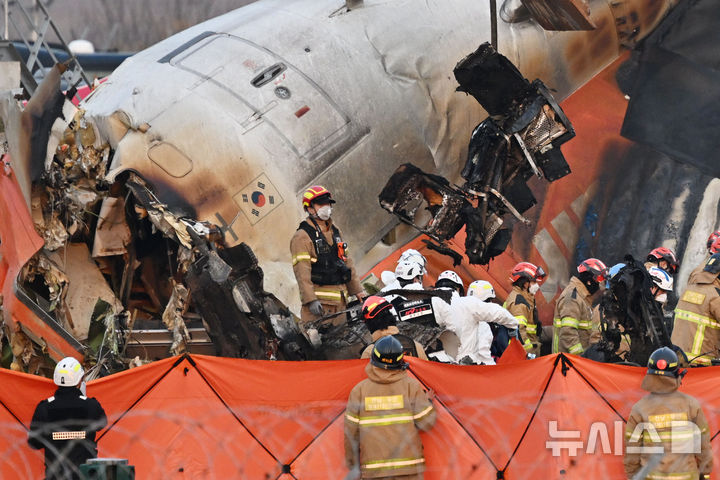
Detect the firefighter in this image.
<box><xmin>646</xmin><ymin>247</ymin><xmax>679</xmax><ymax>276</ymax></box>
<box><xmin>504</xmin><ymin>262</ymin><xmax>546</xmax><ymax>356</ymax></box>
<box><xmin>28</xmin><ymin>357</ymin><xmax>107</xmax><ymax>480</ymax></box>
<box><xmin>688</xmin><ymin>233</ymin><xmax>720</xmax><ymax>278</ymax></box>
<box><xmin>671</xmin><ymin>253</ymin><xmax>720</xmax><ymax>366</ymax></box>
<box><xmin>624</xmin><ymin>347</ymin><xmax>712</xmax><ymax>480</ymax></box>
<box><xmin>290</xmin><ymin>185</ymin><xmax>366</xmax><ymax>326</ymax></box>
<box><xmin>345</xmin><ymin>335</ymin><xmax>436</xmax><ymax>479</ymax></box>
<box><xmin>360</xmin><ymin>296</ymin><xmax>428</xmax><ymax>360</ymax></box>
<box><xmin>552</xmin><ymin>258</ymin><xmax>608</xmax><ymax>355</ymax></box>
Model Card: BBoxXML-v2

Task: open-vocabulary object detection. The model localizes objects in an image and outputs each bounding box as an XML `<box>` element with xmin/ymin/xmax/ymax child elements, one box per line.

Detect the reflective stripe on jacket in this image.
<box><xmin>552</xmin><ymin>276</ymin><xmax>593</xmax><ymax>355</ymax></box>
<box><xmin>671</xmin><ymin>270</ymin><xmax>720</xmax><ymax>366</ymax></box>
<box><xmin>344</xmin><ymin>363</ymin><xmax>436</xmax><ymax>478</ymax></box>
<box><xmin>624</xmin><ymin>380</ymin><xmax>712</xmax><ymax>480</ymax></box>
<box><xmin>290</xmin><ymin>218</ymin><xmax>363</xmax><ymax>305</ymax></box>
<box><xmin>504</xmin><ymin>286</ymin><xmax>540</xmax><ymax>355</ymax></box>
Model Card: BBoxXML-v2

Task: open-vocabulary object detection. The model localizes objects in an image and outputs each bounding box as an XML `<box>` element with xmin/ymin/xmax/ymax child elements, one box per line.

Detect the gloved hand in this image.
<box><xmin>307</xmin><ymin>300</ymin><xmax>325</xmax><ymax>317</ymax></box>
<box><xmin>508</xmin><ymin>328</ymin><xmax>519</xmax><ymax>338</ymax></box>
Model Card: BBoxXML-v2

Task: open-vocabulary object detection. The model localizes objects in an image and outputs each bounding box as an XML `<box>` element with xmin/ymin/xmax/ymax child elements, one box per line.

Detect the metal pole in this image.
<box><xmin>4</xmin><ymin>0</ymin><xmax>8</xmax><ymax>40</ymax></box>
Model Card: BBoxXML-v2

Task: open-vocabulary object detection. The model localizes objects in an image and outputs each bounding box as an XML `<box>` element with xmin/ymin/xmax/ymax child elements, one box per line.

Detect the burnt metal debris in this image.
<box><xmin>586</xmin><ymin>256</ymin><xmax>673</xmax><ymax>366</ymax></box>
<box><xmin>3</xmin><ymin>64</ymin><xmax>317</xmax><ymax>375</ymax></box>
<box><xmin>379</xmin><ymin>42</ymin><xmax>575</xmax><ymax>265</ymax></box>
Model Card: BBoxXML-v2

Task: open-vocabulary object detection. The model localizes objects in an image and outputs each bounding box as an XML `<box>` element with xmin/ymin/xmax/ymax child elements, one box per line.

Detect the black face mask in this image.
<box><xmin>585</xmin><ymin>279</ymin><xmax>600</xmax><ymax>295</ymax></box>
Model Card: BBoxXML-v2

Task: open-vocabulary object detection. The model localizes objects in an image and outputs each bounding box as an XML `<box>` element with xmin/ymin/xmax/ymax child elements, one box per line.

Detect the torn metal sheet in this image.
<box><xmin>47</xmin><ymin>243</ymin><xmax>122</xmax><ymax>341</ymax></box>
<box><xmin>161</xmin><ymin>282</ymin><xmax>190</xmax><ymax>356</ymax></box>
<box><xmin>92</xmin><ymin>196</ymin><xmax>131</xmax><ymax>257</ymax></box>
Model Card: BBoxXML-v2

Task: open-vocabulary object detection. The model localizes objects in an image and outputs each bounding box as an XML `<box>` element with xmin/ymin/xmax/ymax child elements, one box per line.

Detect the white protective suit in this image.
<box><xmin>436</xmin><ymin>294</ymin><xmax>519</xmax><ymax>365</ymax></box>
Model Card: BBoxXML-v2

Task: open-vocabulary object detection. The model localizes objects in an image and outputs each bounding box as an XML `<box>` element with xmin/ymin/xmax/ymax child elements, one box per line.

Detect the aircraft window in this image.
<box><xmin>250</xmin><ymin>63</ymin><xmax>287</xmax><ymax>88</ymax></box>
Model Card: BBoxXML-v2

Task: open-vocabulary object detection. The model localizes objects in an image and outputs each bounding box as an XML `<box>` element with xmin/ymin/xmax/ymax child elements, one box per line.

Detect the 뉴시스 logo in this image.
<box><xmin>545</xmin><ymin>420</ymin><xmax>702</xmax><ymax>456</ymax></box>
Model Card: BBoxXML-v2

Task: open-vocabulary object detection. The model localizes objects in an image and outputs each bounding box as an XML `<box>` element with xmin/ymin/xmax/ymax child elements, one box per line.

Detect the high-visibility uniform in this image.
<box><xmin>504</xmin><ymin>285</ymin><xmax>540</xmax><ymax>355</ymax></box>
<box><xmin>552</xmin><ymin>276</ymin><xmax>593</xmax><ymax>355</ymax></box>
<box><xmin>671</xmin><ymin>270</ymin><xmax>720</xmax><ymax>366</ymax></box>
<box><xmin>345</xmin><ymin>363</ymin><xmax>436</xmax><ymax>478</ymax></box>
<box><xmin>624</xmin><ymin>374</ymin><xmax>712</xmax><ymax>480</ymax></box>
<box><xmin>290</xmin><ymin>218</ymin><xmax>364</xmax><ymax>325</ymax></box>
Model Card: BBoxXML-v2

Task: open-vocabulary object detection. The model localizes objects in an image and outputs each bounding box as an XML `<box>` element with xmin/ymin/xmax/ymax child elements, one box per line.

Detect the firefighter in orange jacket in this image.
<box><xmin>624</xmin><ymin>347</ymin><xmax>712</xmax><ymax>479</ymax></box>
<box><xmin>504</xmin><ymin>262</ymin><xmax>546</xmax><ymax>356</ymax></box>
<box><xmin>552</xmin><ymin>258</ymin><xmax>608</xmax><ymax>355</ymax></box>
<box><xmin>345</xmin><ymin>335</ymin><xmax>436</xmax><ymax>479</ymax></box>
<box><xmin>671</xmin><ymin>253</ymin><xmax>720</xmax><ymax>366</ymax></box>
<box><xmin>290</xmin><ymin>185</ymin><xmax>365</xmax><ymax>326</ymax></box>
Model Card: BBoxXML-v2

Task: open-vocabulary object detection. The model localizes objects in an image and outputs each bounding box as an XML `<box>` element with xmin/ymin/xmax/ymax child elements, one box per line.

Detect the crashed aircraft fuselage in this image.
<box><xmin>0</xmin><ymin>0</ymin><xmax>679</xmax><ymax>367</ymax></box>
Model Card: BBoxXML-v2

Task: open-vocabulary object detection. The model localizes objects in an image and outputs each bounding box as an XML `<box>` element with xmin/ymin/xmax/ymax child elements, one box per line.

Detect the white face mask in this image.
<box><xmin>80</xmin><ymin>380</ymin><xmax>87</xmax><ymax>396</ymax></box>
<box><xmin>655</xmin><ymin>292</ymin><xmax>668</xmax><ymax>304</ymax></box>
<box><xmin>316</xmin><ymin>205</ymin><xmax>332</xmax><ymax>220</ymax></box>
<box><xmin>529</xmin><ymin>283</ymin><xmax>540</xmax><ymax>295</ymax></box>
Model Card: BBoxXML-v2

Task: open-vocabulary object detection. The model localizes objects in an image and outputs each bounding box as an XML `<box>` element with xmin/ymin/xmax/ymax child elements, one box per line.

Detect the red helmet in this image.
<box><xmin>510</xmin><ymin>262</ymin><xmax>547</xmax><ymax>284</ymax></box>
<box><xmin>577</xmin><ymin>258</ymin><xmax>609</xmax><ymax>283</ymax></box>
<box><xmin>362</xmin><ymin>296</ymin><xmax>394</xmax><ymax>321</ymax></box>
<box><xmin>302</xmin><ymin>185</ymin><xmax>335</xmax><ymax>209</ymax></box>
<box><xmin>710</xmin><ymin>237</ymin><xmax>720</xmax><ymax>255</ymax></box>
<box><xmin>646</xmin><ymin>247</ymin><xmax>678</xmax><ymax>274</ymax></box>
<box><xmin>708</xmin><ymin>231</ymin><xmax>720</xmax><ymax>252</ymax></box>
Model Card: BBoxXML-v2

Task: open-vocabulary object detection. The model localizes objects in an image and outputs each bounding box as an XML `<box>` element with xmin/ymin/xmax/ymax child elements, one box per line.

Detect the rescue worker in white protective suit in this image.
<box><xmin>432</xmin><ymin>272</ymin><xmax>518</xmax><ymax>365</ymax></box>
<box><xmin>380</xmin><ymin>249</ymin><xmax>428</xmax><ymax>293</ymax></box>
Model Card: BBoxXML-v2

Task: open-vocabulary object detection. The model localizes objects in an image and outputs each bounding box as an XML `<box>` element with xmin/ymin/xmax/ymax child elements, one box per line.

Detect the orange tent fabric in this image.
<box><xmin>4</xmin><ymin>354</ymin><xmax>720</xmax><ymax>479</ymax></box>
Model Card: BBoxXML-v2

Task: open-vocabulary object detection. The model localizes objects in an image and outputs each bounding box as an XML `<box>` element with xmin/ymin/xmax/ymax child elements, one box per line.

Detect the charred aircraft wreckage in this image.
<box><xmin>0</xmin><ymin>0</ymin><xmax>683</xmax><ymax>375</ymax></box>
<box><xmin>0</xmin><ymin>44</ymin><xmax>574</xmax><ymax>373</ymax></box>
<box><xmin>380</xmin><ymin>43</ymin><xmax>574</xmax><ymax>266</ymax></box>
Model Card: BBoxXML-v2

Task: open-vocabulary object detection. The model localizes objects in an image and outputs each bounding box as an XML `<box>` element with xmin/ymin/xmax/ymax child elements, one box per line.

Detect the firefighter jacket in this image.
<box><xmin>624</xmin><ymin>374</ymin><xmax>712</xmax><ymax>480</ymax></box>
<box><xmin>437</xmin><ymin>295</ymin><xmax>518</xmax><ymax>365</ymax></box>
<box><xmin>290</xmin><ymin>218</ymin><xmax>363</xmax><ymax>307</ymax></box>
<box><xmin>361</xmin><ymin>326</ymin><xmax>429</xmax><ymax>361</ymax></box>
<box><xmin>671</xmin><ymin>270</ymin><xmax>720</xmax><ymax>366</ymax></box>
<box><xmin>504</xmin><ymin>286</ymin><xmax>541</xmax><ymax>355</ymax></box>
<box><xmin>28</xmin><ymin>386</ymin><xmax>107</xmax><ymax>480</ymax></box>
<box><xmin>344</xmin><ymin>363</ymin><xmax>436</xmax><ymax>478</ymax></box>
<box><xmin>552</xmin><ymin>276</ymin><xmax>594</xmax><ymax>355</ymax></box>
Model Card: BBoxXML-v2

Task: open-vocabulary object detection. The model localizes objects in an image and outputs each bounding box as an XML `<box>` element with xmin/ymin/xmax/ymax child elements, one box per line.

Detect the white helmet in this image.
<box><xmin>648</xmin><ymin>267</ymin><xmax>673</xmax><ymax>291</ymax></box>
<box><xmin>53</xmin><ymin>357</ymin><xmax>84</xmax><ymax>387</ymax></box>
<box><xmin>468</xmin><ymin>280</ymin><xmax>496</xmax><ymax>302</ymax></box>
<box><xmin>395</xmin><ymin>260</ymin><xmax>424</xmax><ymax>281</ymax></box>
<box><xmin>437</xmin><ymin>270</ymin><xmax>463</xmax><ymax>287</ymax></box>
<box><xmin>399</xmin><ymin>249</ymin><xmax>427</xmax><ymax>274</ymax></box>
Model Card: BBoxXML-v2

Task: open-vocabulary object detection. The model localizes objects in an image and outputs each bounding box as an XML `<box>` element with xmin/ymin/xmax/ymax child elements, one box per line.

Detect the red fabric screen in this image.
<box><xmin>3</xmin><ymin>354</ymin><xmax>719</xmax><ymax>479</ymax></box>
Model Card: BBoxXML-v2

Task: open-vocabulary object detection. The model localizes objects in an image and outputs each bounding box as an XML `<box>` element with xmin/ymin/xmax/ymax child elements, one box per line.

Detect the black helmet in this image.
<box><xmin>370</xmin><ymin>336</ymin><xmax>408</xmax><ymax>370</ymax></box>
<box><xmin>647</xmin><ymin>347</ymin><xmax>680</xmax><ymax>377</ymax></box>
<box><xmin>703</xmin><ymin>253</ymin><xmax>720</xmax><ymax>276</ymax></box>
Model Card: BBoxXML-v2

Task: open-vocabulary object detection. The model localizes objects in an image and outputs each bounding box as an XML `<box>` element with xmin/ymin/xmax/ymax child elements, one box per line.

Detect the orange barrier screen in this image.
<box><xmin>3</xmin><ymin>354</ymin><xmax>720</xmax><ymax>479</ymax></box>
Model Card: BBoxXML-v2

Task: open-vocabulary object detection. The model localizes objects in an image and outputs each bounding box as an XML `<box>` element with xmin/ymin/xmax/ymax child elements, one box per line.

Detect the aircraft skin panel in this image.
<box><xmin>0</xmin><ymin>0</ymin><xmax>682</xmax><ymax>362</ymax></box>
<box><xmin>77</xmin><ymin>0</ymin><xmax>677</xmax><ymax>315</ymax></box>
